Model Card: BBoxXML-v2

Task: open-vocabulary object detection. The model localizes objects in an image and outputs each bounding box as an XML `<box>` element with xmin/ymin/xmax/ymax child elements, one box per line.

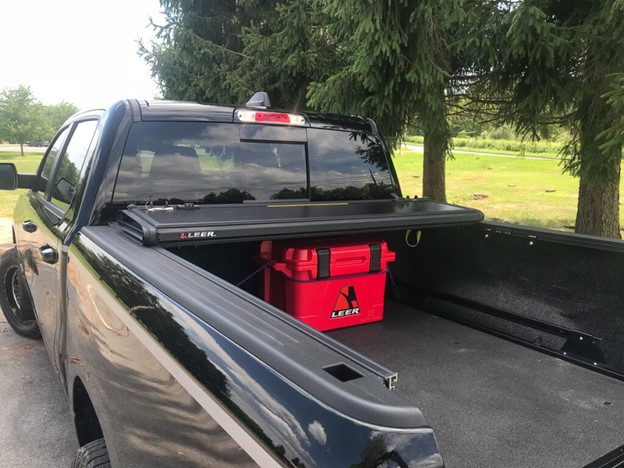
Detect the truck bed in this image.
<box><xmin>160</xmin><ymin>228</ymin><xmax>624</xmax><ymax>467</ymax></box>
<box><xmin>328</xmin><ymin>301</ymin><xmax>624</xmax><ymax>468</ymax></box>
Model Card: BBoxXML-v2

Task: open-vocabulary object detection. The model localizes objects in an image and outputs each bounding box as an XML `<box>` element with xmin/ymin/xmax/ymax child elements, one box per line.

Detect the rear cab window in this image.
<box><xmin>113</xmin><ymin>121</ymin><xmax>397</xmax><ymax>206</ymax></box>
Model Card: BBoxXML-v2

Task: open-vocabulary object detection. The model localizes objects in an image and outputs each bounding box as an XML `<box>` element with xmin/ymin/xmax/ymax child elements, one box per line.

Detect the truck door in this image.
<box><xmin>15</xmin><ymin>119</ymin><xmax>98</xmax><ymax>372</ymax></box>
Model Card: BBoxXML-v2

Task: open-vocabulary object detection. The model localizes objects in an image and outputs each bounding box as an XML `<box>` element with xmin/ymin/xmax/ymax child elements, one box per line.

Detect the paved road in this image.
<box><xmin>0</xmin><ymin>144</ymin><xmax>46</xmax><ymax>154</ymax></box>
<box><xmin>0</xmin><ymin>219</ymin><xmax>10</xmax><ymax>245</ymax></box>
<box><xmin>0</xmin><ymin>217</ymin><xmax>77</xmax><ymax>467</ymax></box>
<box><xmin>402</xmin><ymin>144</ymin><xmax>559</xmax><ymax>161</ymax></box>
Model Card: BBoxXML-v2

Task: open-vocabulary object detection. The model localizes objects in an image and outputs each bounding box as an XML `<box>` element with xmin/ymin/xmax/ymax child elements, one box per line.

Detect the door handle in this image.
<box><xmin>39</xmin><ymin>245</ymin><xmax>58</xmax><ymax>264</ymax></box>
<box><xmin>22</xmin><ymin>220</ymin><xmax>37</xmax><ymax>233</ymax></box>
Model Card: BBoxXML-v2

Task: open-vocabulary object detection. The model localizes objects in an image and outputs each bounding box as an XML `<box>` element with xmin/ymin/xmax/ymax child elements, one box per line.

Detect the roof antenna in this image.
<box><xmin>246</xmin><ymin>92</ymin><xmax>271</xmax><ymax>108</ymax></box>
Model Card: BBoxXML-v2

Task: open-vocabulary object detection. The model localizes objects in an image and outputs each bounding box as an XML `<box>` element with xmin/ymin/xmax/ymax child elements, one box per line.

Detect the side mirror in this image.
<box><xmin>53</xmin><ymin>177</ymin><xmax>75</xmax><ymax>204</ymax></box>
<box><xmin>0</xmin><ymin>163</ymin><xmax>18</xmax><ymax>190</ymax></box>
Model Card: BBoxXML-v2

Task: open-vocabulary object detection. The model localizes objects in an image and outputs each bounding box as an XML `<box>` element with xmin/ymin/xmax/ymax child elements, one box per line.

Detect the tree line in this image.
<box><xmin>0</xmin><ymin>85</ymin><xmax>78</xmax><ymax>155</ymax></box>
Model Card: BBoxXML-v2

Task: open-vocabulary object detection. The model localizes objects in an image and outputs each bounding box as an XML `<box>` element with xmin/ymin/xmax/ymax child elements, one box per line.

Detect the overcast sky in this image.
<box><xmin>0</xmin><ymin>0</ymin><xmax>164</xmax><ymax>110</ymax></box>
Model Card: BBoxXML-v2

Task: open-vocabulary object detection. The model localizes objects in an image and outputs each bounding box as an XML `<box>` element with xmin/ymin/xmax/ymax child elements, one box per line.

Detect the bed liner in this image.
<box><xmin>328</xmin><ymin>301</ymin><xmax>624</xmax><ymax>468</ymax></box>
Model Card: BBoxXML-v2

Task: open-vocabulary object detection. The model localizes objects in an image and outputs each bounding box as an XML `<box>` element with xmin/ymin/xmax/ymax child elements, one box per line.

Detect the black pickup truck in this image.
<box><xmin>0</xmin><ymin>97</ymin><xmax>622</xmax><ymax>468</ymax></box>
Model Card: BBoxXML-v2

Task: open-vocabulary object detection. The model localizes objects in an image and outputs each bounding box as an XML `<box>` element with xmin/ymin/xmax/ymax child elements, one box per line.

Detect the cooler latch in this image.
<box><xmin>317</xmin><ymin>248</ymin><xmax>330</xmax><ymax>279</ymax></box>
<box><xmin>369</xmin><ymin>244</ymin><xmax>381</xmax><ymax>273</ymax></box>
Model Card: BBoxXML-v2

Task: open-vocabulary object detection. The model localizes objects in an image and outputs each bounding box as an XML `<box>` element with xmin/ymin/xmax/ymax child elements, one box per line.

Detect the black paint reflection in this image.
<box><xmin>77</xmin><ymin>243</ymin><xmax>302</xmax><ymax>465</ymax></box>
<box><xmin>131</xmin><ymin>306</ymin><xmax>231</xmax><ymax>401</ymax></box>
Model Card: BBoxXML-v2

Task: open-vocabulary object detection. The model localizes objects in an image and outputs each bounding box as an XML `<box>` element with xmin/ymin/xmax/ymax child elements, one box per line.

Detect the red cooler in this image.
<box><xmin>258</xmin><ymin>239</ymin><xmax>395</xmax><ymax>331</ymax></box>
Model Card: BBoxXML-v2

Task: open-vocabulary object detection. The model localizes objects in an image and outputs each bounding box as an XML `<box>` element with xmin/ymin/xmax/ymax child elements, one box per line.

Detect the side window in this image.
<box><xmin>36</xmin><ymin>127</ymin><xmax>71</xmax><ymax>193</ymax></box>
<box><xmin>50</xmin><ymin>120</ymin><xmax>98</xmax><ymax>211</ymax></box>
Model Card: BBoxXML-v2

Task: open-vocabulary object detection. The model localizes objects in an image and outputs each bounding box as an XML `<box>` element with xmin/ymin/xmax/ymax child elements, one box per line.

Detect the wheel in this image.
<box><xmin>72</xmin><ymin>438</ymin><xmax>111</xmax><ymax>468</ymax></box>
<box><xmin>0</xmin><ymin>247</ymin><xmax>41</xmax><ymax>339</ymax></box>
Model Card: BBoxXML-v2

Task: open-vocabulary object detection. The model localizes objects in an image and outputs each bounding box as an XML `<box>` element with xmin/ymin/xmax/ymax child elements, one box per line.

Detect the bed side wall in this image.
<box><xmin>386</xmin><ymin>223</ymin><xmax>624</xmax><ymax>375</ymax></box>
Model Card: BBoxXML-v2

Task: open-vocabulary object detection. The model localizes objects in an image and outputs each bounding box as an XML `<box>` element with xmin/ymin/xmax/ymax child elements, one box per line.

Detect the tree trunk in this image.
<box><xmin>576</xmin><ymin>172</ymin><xmax>621</xmax><ymax>238</ymax></box>
<box><xmin>19</xmin><ymin>142</ymin><xmax>24</xmax><ymax>156</ymax></box>
<box><xmin>422</xmin><ymin>130</ymin><xmax>447</xmax><ymax>202</ymax></box>
<box><xmin>574</xmin><ymin>69</ymin><xmax>622</xmax><ymax>239</ymax></box>
<box><xmin>573</xmin><ymin>36</ymin><xmax>623</xmax><ymax>239</ymax></box>
<box><xmin>422</xmin><ymin>89</ymin><xmax>448</xmax><ymax>202</ymax></box>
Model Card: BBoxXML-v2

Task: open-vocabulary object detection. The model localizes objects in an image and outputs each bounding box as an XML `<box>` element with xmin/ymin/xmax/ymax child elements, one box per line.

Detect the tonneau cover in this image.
<box><xmin>117</xmin><ymin>198</ymin><xmax>483</xmax><ymax>246</ymax></box>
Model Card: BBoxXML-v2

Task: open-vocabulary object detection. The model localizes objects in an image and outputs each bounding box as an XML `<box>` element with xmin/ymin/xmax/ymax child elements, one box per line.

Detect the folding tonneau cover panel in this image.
<box><xmin>117</xmin><ymin>198</ymin><xmax>483</xmax><ymax>246</ymax></box>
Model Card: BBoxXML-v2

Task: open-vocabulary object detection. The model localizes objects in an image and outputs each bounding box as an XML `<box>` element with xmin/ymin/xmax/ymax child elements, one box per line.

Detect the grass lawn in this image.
<box><xmin>1</xmin><ymin>149</ymin><xmax>623</xmax><ymax>235</ymax></box>
<box><xmin>394</xmin><ymin>149</ymin><xmax>624</xmax><ymax>234</ymax></box>
<box><xmin>0</xmin><ymin>152</ymin><xmax>44</xmax><ymax>217</ymax></box>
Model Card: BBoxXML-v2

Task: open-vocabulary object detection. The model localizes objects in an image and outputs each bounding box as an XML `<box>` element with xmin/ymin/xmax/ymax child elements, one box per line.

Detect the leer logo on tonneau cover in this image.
<box><xmin>179</xmin><ymin>231</ymin><xmax>216</xmax><ymax>239</ymax></box>
<box><xmin>330</xmin><ymin>286</ymin><xmax>360</xmax><ymax>318</ymax></box>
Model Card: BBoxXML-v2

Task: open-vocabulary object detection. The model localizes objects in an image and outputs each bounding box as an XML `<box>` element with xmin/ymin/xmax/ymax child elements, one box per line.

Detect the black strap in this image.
<box><xmin>317</xmin><ymin>248</ymin><xmax>330</xmax><ymax>278</ymax></box>
<box><xmin>369</xmin><ymin>244</ymin><xmax>381</xmax><ymax>272</ymax></box>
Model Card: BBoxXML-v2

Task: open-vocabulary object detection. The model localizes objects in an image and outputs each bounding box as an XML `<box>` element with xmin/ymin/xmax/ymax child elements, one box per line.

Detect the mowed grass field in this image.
<box><xmin>1</xmin><ymin>148</ymin><xmax>623</xmax><ymax>235</ymax></box>
<box><xmin>0</xmin><ymin>151</ymin><xmax>43</xmax><ymax>217</ymax></box>
<box><xmin>394</xmin><ymin>149</ymin><xmax>624</xmax><ymax>234</ymax></box>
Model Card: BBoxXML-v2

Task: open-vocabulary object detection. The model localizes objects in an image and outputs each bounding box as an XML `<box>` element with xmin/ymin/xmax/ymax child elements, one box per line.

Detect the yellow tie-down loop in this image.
<box><xmin>405</xmin><ymin>229</ymin><xmax>422</xmax><ymax>248</ymax></box>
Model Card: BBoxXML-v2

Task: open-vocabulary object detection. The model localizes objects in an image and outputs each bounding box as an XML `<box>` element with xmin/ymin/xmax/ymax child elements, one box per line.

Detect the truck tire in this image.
<box><xmin>0</xmin><ymin>247</ymin><xmax>41</xmax><ymax>339</ymax></box>
<box><xmin>73</xmin><ymin>439</ymin><xmax>111</xmax><ymax>468</ymax></box>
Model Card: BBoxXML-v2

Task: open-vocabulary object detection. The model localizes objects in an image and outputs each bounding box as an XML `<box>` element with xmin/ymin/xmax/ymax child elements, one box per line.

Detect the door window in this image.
<box><xmin>50</xmin><ymin>120</ymin><xmax>98</xmax><ymax>211</ymax></box>
<box><xmin>36</xmin><ymin>126</ymin><xmax>70</xmax><ymax>193</ymax></box>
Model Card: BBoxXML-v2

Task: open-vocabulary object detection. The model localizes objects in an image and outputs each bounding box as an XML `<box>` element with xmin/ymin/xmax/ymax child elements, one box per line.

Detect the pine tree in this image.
<box><xmin>486</xmin><ymin>0</ymin><xmax>624</xmax><ymax>238</ymax></box>
<box><xmin>231</xmin><ymin>0</ymin><xmax>338</xmax><ymax>109</ymax></box>
<box><xmin>307</xmin><ymin>0</ymin><xmax>502</xmax><ymax>202</ymax></box>
<box><xmin>140</xmin><ymin>0</ymin><xmax>278</xmax><ymax>104</ymax></box>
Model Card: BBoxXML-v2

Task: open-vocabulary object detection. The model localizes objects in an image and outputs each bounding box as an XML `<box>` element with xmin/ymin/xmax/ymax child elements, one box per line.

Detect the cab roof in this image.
<box><xmin>135</xmin><ymin>99</ymin><xmax>375</xmax><ymax>134</ymax></box>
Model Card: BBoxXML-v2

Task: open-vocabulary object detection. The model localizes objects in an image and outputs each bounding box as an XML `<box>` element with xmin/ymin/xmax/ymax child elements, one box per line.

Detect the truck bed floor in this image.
<box><xmin>327</xmin><ymin>301</ymin><xmax>624</xmax><ymax>468</ymax></box>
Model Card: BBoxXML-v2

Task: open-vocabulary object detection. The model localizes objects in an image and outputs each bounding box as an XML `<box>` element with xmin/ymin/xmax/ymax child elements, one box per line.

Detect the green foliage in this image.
<box><xmin>142</xmin><ymin>1</ymin><xmax>337</xmax><ymax>109</ymax></box>
<box><xmin>304</xmin><ymin>0</ymin><xmax>505</xmax><ymax>202</ymax></box>
<box><xmin>480</xmin><ymin>0</ymin><xmax>624</xmax><ymax>237</ymax></box>
<box><xmin>404</xmin><ymin>135</ymin><xmax>563</xmax><ymax>157</ymax></box>
<box><xmin>140</xmin><ymin>0</ymin><xmax>253</xmax><ymax>104</ymax></box>
<box><xmin>231</xmin><ymin>1</ymin><xmax>338</xmax><ymax>109</ymax></box>
<box><xmin>491</xmin><ymin>0</ymin><xmax>623</xmax><ymax>161</ymax></box>
<box><xmin>0</xmin><ymin>87</ymin><xmax>79</xmax><ymax>155</ymax></box>
<box><xmin>0</xmin><ymin>86</ymin><xmax>47</xmax><ymax>154</ymax></box>
<box><xmin>482</xmin><ymin>126</ymin><xmax>516</xmax><ymax>141</ymax></box>
<box><xmin>307</xmin><ymin>0</ymin><xmax>459</xmax><ymax>143</ymax></box>
<box><xmin>44</xmin><ymin>102</ymin><xmax>78</xmax><ymax>136</ymax></box>
<box><xmin>598</xmin><ymin>73</ymin><xmax>624</xmax><ymax>160</ymax></box>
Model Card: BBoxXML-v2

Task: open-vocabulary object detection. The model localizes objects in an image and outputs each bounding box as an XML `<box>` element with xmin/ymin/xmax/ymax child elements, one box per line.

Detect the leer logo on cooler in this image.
<box><xmin>330</xmin><ymin>286</ymin><xmax>360</xmax><ymax>319</ymax></box>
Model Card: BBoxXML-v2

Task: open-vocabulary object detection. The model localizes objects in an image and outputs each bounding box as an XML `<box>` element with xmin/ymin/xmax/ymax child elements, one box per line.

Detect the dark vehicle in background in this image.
<box><xmin>0</xmin><ymin>97</ymin><xmax>622</xmax><ymax>467</ymax></box>
<box><xmin>28</xmin><ymin>140</ymin><xmax>50</xmax><ymax>147</ymax></box>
